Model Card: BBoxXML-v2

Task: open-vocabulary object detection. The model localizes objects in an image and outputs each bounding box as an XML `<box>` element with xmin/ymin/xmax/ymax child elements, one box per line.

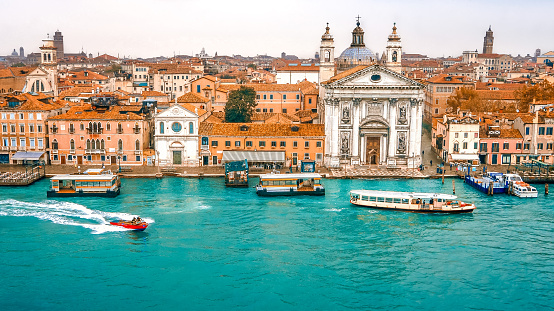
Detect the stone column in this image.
<box><xmin>409</xmin><ymin>98</ymin><xmax>417</xmax><ymax>166</ymax></box>
<box><xmin>332</xmin><ymin>98</ymin><xmax>340</xmax><ymax>159</ymax></box>
<box><xmin>388</xmin><ymin>98</ymin><xmax>397</xmax><ymax>161</ymax></box>
<box><xmin>352</xmin><ymin>98</ymin><xmax>361</xmax><ymax>160</ymax></box>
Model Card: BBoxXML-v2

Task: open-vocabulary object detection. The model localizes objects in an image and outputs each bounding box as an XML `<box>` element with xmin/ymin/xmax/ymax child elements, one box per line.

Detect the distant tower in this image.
<box><xmin>385</xmin><ymin>23</ymin><xmax>402</xmax><ymax>74</ymax></box>
<box><xmin>53</xmin><ymin>30</ymin><xmax>64</xmax><ymax>59</ymax></box>
<box><xmin>319</xmin><ymin>23</ymin><xmax>335</xmax><ymax>84</ymax></box>
<box><xmin>19</xmin><ymin>47</ymin><xmax>24</xmax><ymax>57</ymax></box>
<box><xmin>535</xmin><ymin>48</ymin><xmax>541</xmax><ymax>57</ymax></box>
<box><xmin>281</xmin><ymin>52</ymin><xmax>286</xmax><ymax>59</ymax></box>
<box><xmin>483</xmin><ymin>26</ymin><xmax>494</xmax><ymax>54</ymax></box>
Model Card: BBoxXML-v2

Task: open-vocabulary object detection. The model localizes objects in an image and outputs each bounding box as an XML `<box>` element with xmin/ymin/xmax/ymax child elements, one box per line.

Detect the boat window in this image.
<box><xmin>402</xmin><ymin>199</ymin><xmax>409</xmax><ymax>204</ymax></box>
<box><xmin>314</xmin><ymin>179</ymin><xmax>320</xmax><ymax>185</ymax></box>
<box><xmin>393</xmin><ymin>198</ymin><xmax>402</xmax><ymax>203</ymax></box>
<box><xmin>385</xmin><ymin>198</ymin><xmax>393</xmax><ymax>203</ymax></box>
<box><xmin>76</xmin><ymin>181</ymin><xmax>81</xmax><ymax>187</ymax></box>
<box><xmin>52</xmin><ymin>181</ymin><xmax>59</xmax><ymax>187</ymax></box>
<box><xmin>286</xmin><ymin>180</ymin><xmax>295</xmax><ymax>185</ymax></box>
<box><xmin>351</xmin><ymin>193</ymin><xmax>360</xmax><ymax>199</ymax></box>
<box><xmin>369</xmin><ymin>197</ymin><xmax>377</xmax><ymax>202</ymax></box>
<box><xmin>361</xmin><ymin>196</ymin><xmax>369</xmax><ymax>201</ymax></box>
<box><xmin>377</xmin><ymin>197</ymin><xmax>385</xmax><ymax>202</ymax></box>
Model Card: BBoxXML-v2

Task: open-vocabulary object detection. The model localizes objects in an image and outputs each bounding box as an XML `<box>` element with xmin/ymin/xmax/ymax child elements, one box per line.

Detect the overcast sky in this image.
<box><xmin>1</xmin><ymin>0</ymin><xmax>553</xmax><ymax>60</ymax></box>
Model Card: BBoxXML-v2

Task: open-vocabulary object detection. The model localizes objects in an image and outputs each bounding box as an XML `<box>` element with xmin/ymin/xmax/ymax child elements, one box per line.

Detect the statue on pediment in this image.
<box><xmin>398</xmin><ymin>105</ymin><xmax>407</xmax><ymax>125</ymax></box>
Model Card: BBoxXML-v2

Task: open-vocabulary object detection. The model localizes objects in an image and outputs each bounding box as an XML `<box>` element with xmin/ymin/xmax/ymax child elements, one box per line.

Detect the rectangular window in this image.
<box><xmin>455</xmin><ymin>133</ymin><xmax>458</xmax><ymax>138</ymax></box>
<box><xmin>309</xmin><ymin>98</ymin><xmax>312</xmax><ymax>104</ymax></box>
<box><xmin>1</xmin><ymin>124</ymin><xmax>6</xmax><ymax>132</ymax></box>
<box><xmin>1</xmin><ymin>113</ymin><xmax>5</xmax><ymax>119</ymax></box>
<box><xmin>492</xmin><ymin>143</ymin><xmax>499</xmax><ymax>152</ymax></box>
<box><xmin>196</xmin><ymin>85</ymin><xmax>201</xmax><ymax>93</ymax></box>
<box><xmin>516</xmin><ymin>143</ymin><xmax>522</xmax><ymax>150</ymax></box>
<box><xmin>474</xmin><ymin>142</ymin><xmax>478</xmax><ymax>149</ymax></box>
<box><xmin>38</xmin><ymin>138</ymin><xmax>43</xmax><ymax>148</ymax></box>
<box><xmin>28</xmin><ymin>113</ymin><xmax>33</xmax><ymax>120</ymax></box>
<box><xmin>11</xmin><ymin>138</ymin><xmax>16</xmax><ymax>146</ymax></box>
<box><xmin>29</xmin><ymin>124</ymin><xmax>34</xmax><ymax>133</ymax></box>
<box><xmin>259</xmin><ymin>141</ymin><xmax>266</xmax><ymax>147</ymax></box>
<box><xmin>246</xmin><ymin>141</ymin><xmax>252</xmax><ymax>147</ymax></box>
<box><xmin>547</xmin><ymin>143</ymin><xmax>553</xmax><ymax>150</ymax></box>
<box><xmin>38</xmin><ymin>125</ymin><xmax>42</xmax><ymax>133</ymax></box>
<box><xmin>3</xmin><ymin>138</ymin><xmax>8</xmax><ymax>147</ymax></box>
<box><xmin>524</xmin><ymin>143</ymin><xmax>530</xmax><ymax>150</ymax></box>
<box><xmin>547</xmin><ymin>127</ymin><xmax>553</xmax><ymax>135</ymax></box>
<box><xmin>296</xmin><ymin>94</ymin><xmax>299</xmax><ymax>100</ymax></box>
<box><xmin>474</xmin><ymin>133</ymin><xmax>478</xmax><ymax>138</ymax></box>
<box><xmin>316</xmin><ymin>141</ymin><xmax>322</xmax><ymax>148</ymax></box>
<box><xmin>201</xmin><ymin>137</ymin><xmax>209</xmax><ymax>145</ymax></box>
<box><xmin>269</xmin><ymin>108</ymin><xmax>273</xmax><ymax>113</ymax></box>
<box><xmin>225</xmin><ymin>141</ymin><xmax>231</xmax><ymax>147</ymax></box>
<box><xmin>263</xmin><ymin>108</ymin><xmax>267</xmax><ymax>113</ymax></box>
<box><xmin>29</xmin><ymin>138</ymin><xmax>35</xmax><ymax>147</ymax></box>
<box><xmin>270</xmin><ymin>95</ymin><xmax>273</xmax><ymax>100</ymax></box>
<box><xmin>235</xmin><ymin>141</ymin><xmax>241</xmax><ymax>147</ymax></box>
<box><xmin>538</xmin><ymin>143</ymin><xmax>544</xmax><ymax>150</ymax></box>
<box><xmin>256</xmin><ymin>95</ymin><xmax>260</xmax><ymax>99</ymax></box>
<box><xmin>271</xmin><ymin>141</ymin><xmax>277</xmax><ymax>147</ymax></box>
<box><xmin>19</xmin><ymin>138</ymin><xmax>25</xmax><ymax>147</ymax></box>
<box><xmin>304</xmin><ymin>141</ymin><xmax>309</xmax><ymax>148</ymax></box>
<box><xmin>502</xmin><ymin>154</ymin><xmax>511</xmax><ymax>165</ymax></box>
<box><xmin>211</xmin><ymin>140</ymin><xmax>218</xmax><ymax>147</ymax></box>
<box><xmin>263</xmin><ymin>95</ymin><xmax>267</xmax><ymax>100</ymax></box>
<box><xmin>37</xmin><ymin>113</ymin><xmax>42</xmax><ymax>120</ymax></box>
<box><xmin>282</xmin><ymin>108</ymin><xmax>287</xmax><ymax>113</ymax></box>
<box><xmin>463</xmin><ymin>142</ymin><xmax>468</xmax><ymax>149</ymax></box>
<box><xmin>539</xmin><ymin>127</ymin><xmax>545</xmax><ymax>135</ymax></box>
<box><xmin>136</xmin><ymin>156</ymin><xmax>141</xmax><ymax>162</ymax></box>
<box><xmin>525</xmin><ymin>127</ymin><xmax>530</xmax><ymax>135</ymax></box>
<box><xmin>293</xmin><ymin>141</ymin><xmax>298</xmax><ymax>147</ymax></box>
<box><xmin>19</xmin><ymin>124</ymin><xmax>25</xmax><ymax>133</ymax></box>
<box><xmin>304</xmin><ymin>153</ymin><xmax>310</xmax><ymax>159</ymax></box>
<box><xmin>464</xmin><ymin>133</ymin><xmax>468</xmax><ymax>138</ymax></box>
<box><xmin>280</xmin><ymin>141</ymin><xmax>286</xmax><ymax>147</ymax></box>
<box><xmin>123</xmin><ymin>155</ymin><xmax>127</xmax><ymax>161</ymax></box>
<box><xmin>283</xmin><ymin>95</ymin><xmax>287</xmax><ymax>100</ymax></box>
<box><xmin>503</xmin><ymin>143</ymin><xmax>509</xmax><ymax>150</ymax></box>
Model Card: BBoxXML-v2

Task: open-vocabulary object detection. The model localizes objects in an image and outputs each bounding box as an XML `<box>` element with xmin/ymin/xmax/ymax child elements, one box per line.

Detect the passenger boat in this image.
<box><xmin>109</xmin><ymin>220</ymin><xmax>148</xmax><ymax>231</ymax></box>
<box><xmin>47</xmin><ymin>168</ymin><xmax>121</xmax><ymax>197</ymax></box>
<box><xmin>256</xmin><ymin>173</ymin><xmax>325</xmax><ymax>196</ymax></box>
<box><xmin>505</xmin><ymin>174</ymin><xmax>538</xmax><ymax>198</ymax></box>
<box><xmin>464</xmin><ymin>172</ymin><xmax>507</xmax><ymax>194</ymax></box>
<box><xmin>350</xmin><ymin>190</ymin><xmax>476</xmax><ymax>213</ymax></box>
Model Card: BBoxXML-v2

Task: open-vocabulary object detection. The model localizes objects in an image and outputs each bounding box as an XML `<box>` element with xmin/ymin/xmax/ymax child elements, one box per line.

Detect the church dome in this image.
<box><xmin>337</xmin><ymin>18</ymin><xmax>376</xmax><ymax>71</ymax></box>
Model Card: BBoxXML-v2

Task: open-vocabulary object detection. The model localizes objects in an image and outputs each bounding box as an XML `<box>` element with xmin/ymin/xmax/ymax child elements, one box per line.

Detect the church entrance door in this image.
<box><xmin>366</xmin><ymin>137</ymin><xmax>380</xmax><ymax>165</ymax></box>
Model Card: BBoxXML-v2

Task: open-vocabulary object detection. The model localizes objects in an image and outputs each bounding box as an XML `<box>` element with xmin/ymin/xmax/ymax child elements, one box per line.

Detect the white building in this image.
<box><xmin>321</xmin><ymin>24</ymin><xmax>425</xmax><ymax>168</ymax></box>
<box><xmin>154</xmin><ymin>103</ymin><xmax>207</xmax><ymax>166</ymax></box>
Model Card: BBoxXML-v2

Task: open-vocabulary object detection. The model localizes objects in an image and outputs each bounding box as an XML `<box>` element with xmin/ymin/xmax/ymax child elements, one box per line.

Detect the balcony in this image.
<box><xmin>134</xmin><ymin>150</ymin><xmax>142</xmax><ymax>155</ymax></box>
<box><xmin>69</xmin><ymin>128</ymin><xmax>75</xmax><ymax>134</ymax></box>
<box><xmin>85</xmin><ymin>149</ymin><xmax>106</xmax><ymax>154</ymax></box>
<box><xmin>51</xmin><ymin>149</ymin><xmax>58</xmax><ymax>154</ymax></box>
<box><xmin>86</xmin><ymin>128</ymin><xmax>104</xmax><ymax>134</ymax></box>
<box><xmin>1</xmin><ymin>146</ymin><xmax>8</xmax><ymax>151</ymax></box>
<box><xmin>70</xmin><ymin>149</ymin><xmax>76</xmax><ymax>154</ymax></box>
<box><xmin>50</xmin><ymin>127</ymin><xmax>58</xmax><ymax>134</ymax></box>
<box><xmin>17</xmin><ymin>146</ymin><xmax>26</xmax><ymax>151</ymax></box>
<box><xmin>133</xmin><ymin>127</ymin><xmax>141</xmax><ymax>134</ymax></box>
<box><xmin>201</xmin><ymin>145</ymin><xmax>209</xmax><ymax>151</ymax></box>
<box><xmin>116</xmin><ymin>129</ymin><xmax>124</xmax><ymax>134</ymax></box>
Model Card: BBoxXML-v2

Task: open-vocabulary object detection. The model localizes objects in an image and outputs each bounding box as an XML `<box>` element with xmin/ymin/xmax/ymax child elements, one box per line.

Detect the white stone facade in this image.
<box><xmin>323</xmin><ymin>65</ymin><xmax>424</xmax><ymax>168</ymax></box>
<box><xmin>154</xmin><ymin>104</ymin><xmax>200</xmax><ymax>166</ymax></box>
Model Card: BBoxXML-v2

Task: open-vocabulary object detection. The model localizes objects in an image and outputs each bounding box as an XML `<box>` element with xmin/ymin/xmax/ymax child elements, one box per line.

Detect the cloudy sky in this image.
<box><xmin>1</xmin><ymin>0</ymin><xmax>552</xmax><ymax>59</ymax></box>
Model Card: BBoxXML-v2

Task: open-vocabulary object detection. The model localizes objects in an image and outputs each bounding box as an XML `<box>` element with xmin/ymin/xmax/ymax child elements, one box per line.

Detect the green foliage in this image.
<box><xmin>446</xmin><ymin>87</ymin><xmax>482</xmax><ymax>112</ymax></box>
<box><xmin>224</xmin><ymin>86</ymin><xmax>257</xmax><ymax>123</ymax></box>
<box><xmin>514</xmin><ymin>81</ymin><xmax>554</xmax><ymax>112</ymax></box>
<box><xmin>12</xmin><ymin>62</ymin><xmax>25</xmax><ymax>67</ymax></box>
<box><xmin>247</xmin><ymin>63</ymin><xmax>257</xmax><ymax>70</ymax></box>
<box><xmin>105</xmin><ymin>64</ymin><xmax>122</xmax><ymax>73</ymax></box>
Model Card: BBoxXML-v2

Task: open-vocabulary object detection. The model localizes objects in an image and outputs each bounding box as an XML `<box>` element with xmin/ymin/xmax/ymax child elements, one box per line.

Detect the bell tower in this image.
<box><xmin>385</xmin><ymin>23</ymin><xmax>402</xmax><ymax>74</ymax></box>
<box><xmin>40</xmin><ymin>34</ymin><xmax>57</xmax><ymax>66</ymax></box>
<box><xmin>319</xmin><ymin>23</ymin><xmax>335</xmax><ymax>84</ymax></box>
<box><xmin>483</xmin><ymin>26</ymin><xmax>494</xmax><ymax>54</ymax></box>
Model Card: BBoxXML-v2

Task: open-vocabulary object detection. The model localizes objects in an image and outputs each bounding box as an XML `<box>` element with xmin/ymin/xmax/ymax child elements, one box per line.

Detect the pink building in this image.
<box><xmin>478</xmin><ymin>126</ymin><xmax>523</xmax><ymax>165</ymax></box>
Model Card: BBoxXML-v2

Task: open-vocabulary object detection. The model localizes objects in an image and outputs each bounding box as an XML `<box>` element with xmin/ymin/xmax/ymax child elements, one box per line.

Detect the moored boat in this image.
<box><xmin>509</xmin><ymin>180</ymin><xmax>538</xmax><ymax>198</ymax></box>
<box><xmin>256</xmin><ymin>173</ymin><xmax>325</xmax><ymax>196</ymax></box>
<box><xmin>465</xmin><ymin>172</ymin><xmax>507</xmax><ymax>194</ymax></box>
<box><xmin>350</xmin><ymin>190</ymin><xmax>476</xmax><ymax>213</ymax></box>
<box><xmin>109</xmin><ymin>220</ymin><xmax>149</xmax><ymax>231</ymax></box>
<box><xmin>47</xmin><ymin>168</ymin><xmax>120</xmax><ymax>197</ymax></box>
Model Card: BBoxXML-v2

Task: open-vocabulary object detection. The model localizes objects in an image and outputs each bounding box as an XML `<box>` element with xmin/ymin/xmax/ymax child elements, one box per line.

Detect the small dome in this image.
<box><xmin>339</xmin><ymin>46</ymin><xmax>375</xmax><ymax>62</ymax></box>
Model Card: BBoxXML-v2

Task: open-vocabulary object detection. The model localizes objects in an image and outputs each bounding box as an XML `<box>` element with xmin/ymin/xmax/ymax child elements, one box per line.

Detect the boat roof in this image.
<box><xmin>50</xmin><ymin>174</ymin><xmax>116</xmax><ymax>181</ymax></box>
<box><xmin>350</xmin><ymin>190</ymin><xmax>457</xmax><ymax>200</ymax></box>
<box><xmin>259</xmin><ymin>173</ymin><xmax>322</xmax><ymax>179</ymax></box>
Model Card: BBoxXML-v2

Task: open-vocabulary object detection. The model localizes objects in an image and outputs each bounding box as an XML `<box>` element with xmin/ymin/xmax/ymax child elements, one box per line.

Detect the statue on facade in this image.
<box><xmin>341</xmin><ymin>134</ymin><xmax>350</xmax><ymax>154</ymax></box>
<box><xmin>342</xmin><ymin>106</ymin><xmax>350</xmax><ymax>123</ymax></box>
<box><xmin>398</xmin><ymin>105</ymin><xmax>407</xmax><ymax>124</ymax></box>
<box><xmin>397</xmin><ymin>132</ymin><xmax>406</xmax><ymax>154</ymax></box>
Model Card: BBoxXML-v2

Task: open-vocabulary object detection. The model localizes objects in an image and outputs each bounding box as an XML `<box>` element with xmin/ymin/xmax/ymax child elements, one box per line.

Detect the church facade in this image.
<box><xmin>319</xmin><ymin>22</ymin><xmax>425</xmax><ymax>169</ymax></box>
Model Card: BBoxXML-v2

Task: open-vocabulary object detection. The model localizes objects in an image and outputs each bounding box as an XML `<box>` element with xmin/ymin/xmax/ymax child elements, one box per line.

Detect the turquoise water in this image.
<box><xmin>0</xmin><ymin>177</ymin><xmax>553</xmax><ymax>310</ymax></box>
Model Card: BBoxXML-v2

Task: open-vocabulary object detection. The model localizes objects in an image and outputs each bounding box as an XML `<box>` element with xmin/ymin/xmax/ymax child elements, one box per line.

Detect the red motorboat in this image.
<box><xmin>109</xmin><ymin>220</ymin><xmax>148</xmax><ymax>231</ymax></box>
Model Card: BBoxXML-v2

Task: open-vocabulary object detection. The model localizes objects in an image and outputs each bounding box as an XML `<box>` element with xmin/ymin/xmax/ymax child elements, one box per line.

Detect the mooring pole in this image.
<box><xmin>452</xmin><ymin>179</ymin><xmax>455</xmax><ymax>194</ymax></box>
<box><xmin>546</xmin><ymin>183</ymin><xmax>549</xmax><ymax>195</ymax></box>
<box><xmin>442</xmin><ymin>167</ymin><xmax>445</xmax><ymax>184</ymax></box>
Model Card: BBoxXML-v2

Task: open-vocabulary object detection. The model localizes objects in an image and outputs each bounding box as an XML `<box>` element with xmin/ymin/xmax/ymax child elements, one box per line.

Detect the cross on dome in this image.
<box><xmin>356</xmin><ymin>15</ymin><xmax>361</xmax><ymax>27</ymax></box>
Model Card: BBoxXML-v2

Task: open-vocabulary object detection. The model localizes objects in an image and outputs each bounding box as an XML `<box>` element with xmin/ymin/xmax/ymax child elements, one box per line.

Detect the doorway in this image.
<box><xmin>173</xmin><ymin>151</ymin><xmax>182</xmax><ymax>165</ymax></box>
<box><xmin>366</xmin><ymin>137</ymin><xmax>380</xmax><ymax>165</ymax></box>
<box><xmin>212</xmin><ymin>156</ymin><xmax>218</xmax><ymax>165</ymax></box>
<box><xmin>60</xmin><ymin>155</ymin><xmax>66</xmax><ymax>164</ymax></box>
<box><xmin>202</xmin><ymin>156</ymin><xmax>209</xmax><ymax>166</ymax></box>
<box><xmin>77</xmin><ymin>156</ymin><xmax>83</xmax><ymax>165</ymax></box>
<box><xmin>111</xmin><ymin>156</ymin><xmax>116</xmax><ymax>165</ymax></box>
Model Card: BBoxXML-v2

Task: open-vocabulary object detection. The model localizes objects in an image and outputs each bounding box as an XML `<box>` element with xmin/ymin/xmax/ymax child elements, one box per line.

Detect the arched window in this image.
<box><xmin>0</xmin><ymin>89</ymin><xmax>4</xmax><ymax>93</ymax></box>
<box><xmin>392</xmin><ymin>51</ymin><xmax>398</xmax><ymax>62</ymax></box>
<box><xmin>117</xmin><ymin>123</ymin><xmax>123</xmax><ymax>133</ymax></box>
<box><xmin>91</xmin><ymin>139</ymin><xmax>96</xmax><ymax>150</ymax></box>
<box><xmin>96</xmin><ymin>139</ymin><xmax>100</xmax><ymax>150</ymax></box>
<box><xmin>118</xmin><ymin>139</ymin><xmax>123</xmax><ymax>151</ymax></box>
<box><xmin>106</xmin><ymin>122</ymin><xmax>111</xmax><ymax>131</ymax></box>
<box><xmin>87</xmin><ymin>139</ymin><xmax>91</xmax><ymax>150</ymax></box>
<box><xmin>100</xmin><ymin>139</ymin><xmax>105</xmax><ymax>150</ymax></box>
<box><xmin>97</xmin><ymin>122</ymin><xmax>102</xmax><ymax>132</ymax></box>
<box><xmin>135</xmin><ymin>140</ymin><xmax>140</xmax><ymax>151</ymax></box>
<box><xmin>52</xmin><ymin>139</ymin><xmax>58</xmax><ymax>150</ymax></box>
<box><xmin>80</xmin><ymin>123</ymin><xmax>84</xmax><ymax>131</ymax></box>
<box><xmin>40</xmin><ymin>81</ymin><xmax>44</xmax><ymax>92</ymax></box>
<box><xmin>324</xmin><ymin>50</ymin><xmax>330</xmax><ymax>62</ymax></box>
<box><xmin>160</xmin><ymin>122</ymin><xmax>164</xmax><ymax>134</ymax></box>
<box><xmin>69</xmin><ymin>123</ymin><xmax>74</xmax><ymax>133</ymax></box>
<box><xmin>189</xmin><ymin>122</ymin><xmax>194</xmax><ymax>134</ymax></box>
<box><xmin>70</xmin><ymin>139</ymin><xmax>75</xmax><ymax>150</ymax></box>
<box><xmin>93</xmin><ymin>122</ymin><xmax>97</xmax><ymax>133</ymax></box>
<box><xmin>7</xmin><ymin>88</ymin><xmax>12</xmax><ymax>92</ymax></box>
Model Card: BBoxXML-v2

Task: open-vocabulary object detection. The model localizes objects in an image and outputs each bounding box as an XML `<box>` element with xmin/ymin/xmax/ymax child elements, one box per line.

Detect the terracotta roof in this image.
<box><xmin>218</xmin><ymin>83</ymin><xmax>303</xmax><ymax>92</ymax></box>
<box><xmin>67</xmin><ymin>70</ymin><xmax>108</xmax><ymax>81</ymax></box>
<box><xmin>475</xmin><ymin>82</ymin><xmax>523</xmax><ymax>91</ymax></box>
<box><xmin>179</xmin><ymin>103</ymin><xmax>207</xmax><ymax>117</ymax></box>
<box><xmin>177</xmin><ymin>92</ymin><xmax>209</xmax><ymax>103</ymax></box>
<box><xmin>478</xmin><ymin>53</ymin><xmax>503</xmax><ymax>59</ymax></box>
<box><xmin>275</xmin><ymin>63</ymin><xmax>319</xmax><ymax>72</ymax></box>
<box><xmin>141</xmin><ymin>91</ymin><xmax>167</xmax><ymax>97</ymax></box>
<box><xmin>475</xmin><ymin>90</ymin><xmax>516</xmax><ymax>100</ymax></box>
<box><xmin>426</xmin><ymin>74</ymin><xmax>467</xmax><ymax>84</ymax></box>
<box><xmin>48</xmin><ymin>104</ymin><xmax>144</xmax><ymax>121</ymax></box>
<box><xmin>480</xmin><ymin>127</ymin><xmax>522</xmax><ymax>139</ymax></box>
<box><xmin>322</xmin><ymin>65</ymin><xmax>368</xmax><ymax>85</ymax></box>
<box><xmin>199</xmin><ymin>123</ymin><xmax>325</xmax><ymax>137</ymax></box>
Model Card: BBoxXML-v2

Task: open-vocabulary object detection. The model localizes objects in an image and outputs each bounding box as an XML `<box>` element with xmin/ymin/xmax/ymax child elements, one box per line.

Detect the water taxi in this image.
<box><xmin>256</xmin><ymin>173</ymin><xmax>325</xmax><ymax>196</ymax></box>
<box><xmin>349</xmin><ymin>190</ymin><xmax>476</xmax><ymax>213</ymax></box>
<box><xmin>47</xmin><ymin>168</ymin><xmax>121</xmax><ymax>197</ymax></box>
<box><xmin>225</xmin><ymin>160</ymin><xmax>249</xmax><ymax>187</ymax></box>
<box><xmin>109</xmin><ymin>219</ymin><xmax>148</xmax><ymax>231</ymax></box>
<box><xmin>505</xmin><ymin>174</ymin><xmax>538</xmax><ymax>198</ymax></box>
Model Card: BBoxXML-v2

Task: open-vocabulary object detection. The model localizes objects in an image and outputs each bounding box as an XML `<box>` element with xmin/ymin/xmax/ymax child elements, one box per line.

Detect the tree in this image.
<box><xmin>446</xmin><ymin>87</ymin><xmax>483</xmax><ymax>112</ymax></box>
<box><xmin>105</xmin><ymin>64</ymin><xmax>122</xmax><ymax>73</ymax></box>
<box><xmin>247</xmin><ymin>63</ymin><xmax>257</xmax><ymax>70</ymax></box>
<box><xmin>514</xmin><ymin>80</ymin><xmax>554</xmax><ymax>112</ymax></box>
<box><xmin>224</xmin><ymin>86</ymin><xmax>257</xmax><ymax>122</ymax></box>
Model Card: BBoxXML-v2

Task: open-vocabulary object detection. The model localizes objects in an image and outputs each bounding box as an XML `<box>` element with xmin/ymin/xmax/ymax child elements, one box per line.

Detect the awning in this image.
<box><xmin>222</xmin><ymin>151</ymin><xmax>285</xmax><ymax>163</ymax></box>
<box><xmin>449</xmin><ymin>154</ymin><xmax>479</xmax><ymax>161</ymax></box>
<box><xmin>11</xmin><ymin>151</ymin><xmax>45</xmax><ymax>160</ymax></box>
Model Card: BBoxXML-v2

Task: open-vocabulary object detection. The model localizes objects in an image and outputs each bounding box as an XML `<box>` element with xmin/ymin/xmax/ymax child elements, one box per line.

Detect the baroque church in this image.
<box><xmin>319</xmin><ymin>20</ymin><xmax>424</xmax><ymax>168</ymax></box>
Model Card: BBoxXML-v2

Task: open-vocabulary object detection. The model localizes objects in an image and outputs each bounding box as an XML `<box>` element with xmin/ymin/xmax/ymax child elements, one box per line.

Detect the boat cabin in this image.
<box><xmin>47</xmin><ymin>169</ymin><xmax>120</xmax><ymax>197</ymax></box>
<box><xmin>256</xmin><ymin>173</ymin><xmax>325</xmax><ymax>196</ymax></box>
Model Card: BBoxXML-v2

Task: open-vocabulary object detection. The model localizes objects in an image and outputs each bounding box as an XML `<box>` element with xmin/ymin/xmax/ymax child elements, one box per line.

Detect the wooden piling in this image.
<box><xmin>546</xmin><ymin>183</ymin><xmax>549</xmax><ymax>195</ymax></box>
<box><xmin>452</xmin><ymin>179</ymin><xmax>455</xmax><ymax>194</ymax></box>
<box><xmin>442</xmin><ymin>167</ymin><xmax>445</xmax><ymax>184</ymax></box>
<box><xmin>488</xmin><ymin>184</ymin><xmax>493</xmax><ymax>196</ymax></box>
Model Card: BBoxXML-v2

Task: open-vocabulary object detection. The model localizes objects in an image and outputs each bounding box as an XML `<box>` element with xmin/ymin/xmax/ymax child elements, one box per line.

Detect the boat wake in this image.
<box><xmin>0</xmin><ymin>199</ymin><xmax>154</xmax><ymax>234</ymax></box>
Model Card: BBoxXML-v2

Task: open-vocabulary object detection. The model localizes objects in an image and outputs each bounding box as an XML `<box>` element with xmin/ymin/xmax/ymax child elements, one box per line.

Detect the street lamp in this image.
<box><xmin>117</xmin><ymin>155</ymin><xmax>121</xmax><ymax>173</ymax></box>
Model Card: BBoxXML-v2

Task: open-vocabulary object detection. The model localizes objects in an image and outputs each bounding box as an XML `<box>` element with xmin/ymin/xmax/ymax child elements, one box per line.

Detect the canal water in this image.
<box><xmin>0</xmin><ymin>177</ymin><xmax>552</xmax><ymax>310</ymax></box>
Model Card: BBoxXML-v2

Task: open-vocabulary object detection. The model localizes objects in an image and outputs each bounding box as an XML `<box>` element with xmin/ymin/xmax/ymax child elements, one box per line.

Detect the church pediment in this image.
<box><xmin>155</xmin><ymin>104</ymin><xmax>198</xmax><ymax>119</ymax></box>
<box><xmin>360</xmin><ymin>116</ymin><xmax>389</xmax><ymax>129</ymax></box>
<box><xmin>325</xmin><ymin>64</ymin><xmax>423</xmax><ymax>89</ymax></box>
